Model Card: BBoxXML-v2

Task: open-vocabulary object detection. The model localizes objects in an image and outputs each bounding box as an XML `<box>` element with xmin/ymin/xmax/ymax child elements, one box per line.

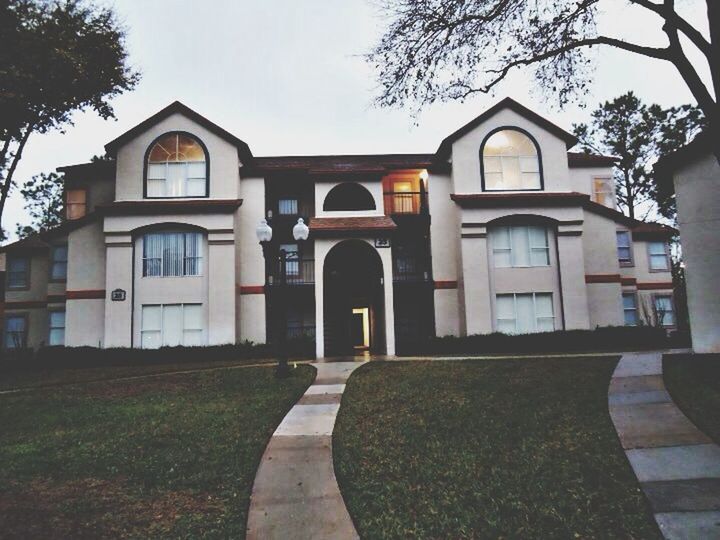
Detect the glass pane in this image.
<box><xmin>49</xmin><ymin>328</ymin><xmax>65</xmax><ymax>346</ymax></box>
<box><xmin>500</xmin><ymin>156</ymin><xmax>522</xmax><ymax>189</ymax></box>
<box><xmin>184</xmin><ymin>233</ymin><xmax>202</xmax><ymax>275</ymax></box>
<box><xmin>515</xmin><ymin>294</ymin><xmax>535</xmax><ymax>333</ymax></box>
<box><xmin>484</xmin><ymin>130</ymin><xmax>537</xmax><ymax>157</ymax></box>
<box><xmin>163</xmin><ymin>233</ymin><xmax>184</xmax><ymax>276</ymax></box>
<box><xmin>494</xmin><ymin>249</ymin><xmax>512</xmax><ymax>268</ymax></box>
<box><xmin>618</xmin><ymin>247</ymin><xmax>631</xmax><ymax>262</ymax></box>
<box><xmin>146</xmin><ymin>179</ymin><xmax>165</xmax><ymax>197</ymax></box>
<box><xmin>52</xmin><ymin>262</ymin><xmax>67</xmax><ymax>280</ymax></box>
<box><xmin>654</xmin><ymin>297</ymin><xmax>674</xmax><ymax>325</ymax></box>
<box><xmin>6</xmin><ymin>317</ymin><xmax>25</xmax><ymax>333</ymax></box>
<box><xmin>616</xmin><ymin>232</ymin><xmax>630</xmax><ymax>248</ymax></box>
<box><xmin>162</xmin><ymin>305</ymin><xmax>183</xmax><ymax>346</ymax></box>
<box><xmin>186</xmin><ymin>178</ymin><xmax>206</xmax><ymax>197</ymax></box>
<box><xmin>528</xmin><ymin>227</ymin><xmax>548</xmax><ymax>248</ymax></box>
<box><xmin>496</xmin><ymin>295</ymin><xmax>515</xmax><ymax>319</ymax></box>
<box><xmin>534</xmin><ymin>293</ymin><xmax>554</xmax><ymax>318</ymax></box>
<box><xmin>483</xmin><ymin>156</ymin><xmax>502</xmax><ymax>173</ymax></box>
<box><xmin>623</xmin><ymin>294</ymin><xmax>637</xmax><ymax>310</ymax></box>
<box><xmin>649</xmin><ymin>242</ymin><xmax>666</xmax><ymax>255</ymax></box>
<box><xmin>651</xmin><ymin>255</ymin><xmax>669</xmax><ymax>270</ymax></box>
<box><xmin>142</xmin><ymin>305</ymin><xmax>162</xmax><ymax>331</ymax></box>
<box><xmin>186</xmin><ymin>163</ymin><xmax>206</xmax><ymax>180</ymax></box>
<box><xmin>519</xmin><ymin>156</ymin><xmax>539</xmax><ymax>173</ymax></box>
<box><xmin>50</xmin><ymin>311</ymin><xmax>65</xmax><ymax>328</ymax></box>
<box><xmin>66</xmin><ymin>189</ymin><xmax>86</xmax><ymax>203</ymax></box>
<box><xmin>511</xmin><ymin>226</ymin><xmax>530</xmax><ymax>266</ymax></box>
<box><xmin>497</xmin><ymin>320</ymin><xmax>516</xmax><ymax>334</ymax></box>
<box><xmin>530</xmin><ymin>248</ymin><xmax>549</xmax><ymax>266</ymax></box>
<box><xmin>492</xmin><ymin>227</ymin><xmax>510</xmax><ymax>249</ymax></box>
<box><xmin>624</xmin><ymin>310</ymin><xmax>638</xmax><ymax>326</ymax></box>
<box><xmin>166</xmin><ymin>163</ymin><xmax>185</xmax><ymax>197</ymax></box>
<box><xmin>9</xmin><ymin>258</ymin><xmax>27</xmax><ymax>272</ymax></box>
<box><xmin>536</xmin><ymin>317</ymin><xmax>555</xmax><ymax>332</ymax></box>
<box><xmin>147</xmin><ymin>163</ymin><xmax>166</xmax><ymax>180</ymax></box>
<box><xmin>53</xmin><ymin>246</ymin><xmax>68</xmax><ymax>262</ymax></box>
<box><xmin>484</xmin><ymin>172</ymin><xmax>503</xmax><ymax>190</ymax></box>
<box><xmin>177</xmin><ymin>134</ymin><xmax>205</xmax><ymax>161</ymax></box>
<box><xmin>148</xmin><ymin>134</ymin><xmax>176</xmax><ymax>162</ymax></box>
<box><xmin>279</xmin><ymin>199</ymin><xmax>299</xmax><ymax>215</ymax></box>
<box><xmin>183</xmin><ymin>304</ymin><xmax>203</xmax><ymax>330</ymax></box>
<box><xmin>142</xmin><ymin>330</ymin><xmax>161</xmax><ymax>349</ymax></box>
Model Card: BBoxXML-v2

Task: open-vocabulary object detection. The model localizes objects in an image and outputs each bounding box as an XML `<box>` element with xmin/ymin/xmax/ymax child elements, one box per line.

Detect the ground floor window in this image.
<box><xmin>4</xmin><ymin>315</ymin><xmax>27</xmax><ymax>348</ymax></box>
<box><xmin>141</xmin><ymin>304</ymin><xmax>203</xmax><ymax>348</ymax></box>
<box><xmin>496</xmin><ymin>293</ymin><xmax>554</xmax><ymax>334</ymax></box>
<box><xmin>654</xmin><ymin>295</ymin><xmax>675</xmax><ymax>327</ymax></box>
<box><xmin>622</xmin><ymin>293</ymin><xmax>638</xmax><ymax>326</ymax></box>
<box><xmin>48</xmin><ymin>311</ymin><xmax>65</xmax><ymax>346</ymax></box>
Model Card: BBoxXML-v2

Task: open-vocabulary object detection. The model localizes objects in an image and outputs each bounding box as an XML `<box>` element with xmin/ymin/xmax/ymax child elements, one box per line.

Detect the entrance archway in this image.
<box><xmin>323</xmin><ymin>240</ymin><xmax>385</xmax><ymax>356</ymax></box>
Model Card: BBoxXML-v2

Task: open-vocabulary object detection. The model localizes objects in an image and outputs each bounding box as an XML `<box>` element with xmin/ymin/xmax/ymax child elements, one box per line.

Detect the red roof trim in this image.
<box><xmin>309</xmin><ymin>216</ymin><xmax>397</xmax><ymax>235</ymax></box>
<box><xmin>97</xmin><ymin>199</ymin><xmax>243</xmax><ymax>216</ymax></box>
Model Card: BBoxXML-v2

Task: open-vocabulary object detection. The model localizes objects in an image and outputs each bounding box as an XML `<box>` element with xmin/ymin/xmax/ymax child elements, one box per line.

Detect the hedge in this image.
<box><xmin>0</xmin><ymin>337</ymin><xmax>315</xmax><ymax>372</ymax></box>
<box><xmin>397</xmin><ymin>326</ymin><xmax>689</xmax><ymax>356</ymax></box>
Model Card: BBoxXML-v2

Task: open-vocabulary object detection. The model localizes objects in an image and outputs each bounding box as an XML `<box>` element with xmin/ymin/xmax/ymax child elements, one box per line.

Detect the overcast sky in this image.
<box><xmin>2</xmin><ymin>0</ymin><xmax>709</xmax><ymax>238</ymax></box>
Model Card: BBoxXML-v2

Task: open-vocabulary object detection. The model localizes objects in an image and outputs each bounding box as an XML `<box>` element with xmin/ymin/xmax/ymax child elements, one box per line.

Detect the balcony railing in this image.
<box><xmin>383</xmin><ymin>191</ymin><xmax>428</xmax><ymax>215</ymax></box>
<box><xmin>393</xmin><ymin>256</ymin><xmax>431</xmax><ymax>283</ymax></box>
<box><xmin>269</xmin><ymin>258</ymin><xmax>315</xmax><ymax>285</ymax></box>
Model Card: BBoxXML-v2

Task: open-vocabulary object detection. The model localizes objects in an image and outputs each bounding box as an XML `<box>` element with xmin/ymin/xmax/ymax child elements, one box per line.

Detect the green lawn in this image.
<box><xmin>334</xmin><ymin>358</ymin><xmax>660</xmax><ymax>539</ymax></box>
<box><xmin>0</xmin><ymin>365</ymin><xmax>314</xmax><ymax>539</ymax></box>
<box><xmin>664</xmin><ymin>353</ymin><xmax>720</xmax><ymax>445</ymax></box>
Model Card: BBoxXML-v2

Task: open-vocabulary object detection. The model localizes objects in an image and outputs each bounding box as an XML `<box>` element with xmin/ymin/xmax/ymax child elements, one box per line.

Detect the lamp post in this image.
<box><xmin>256</xmin><ymin>217</ymin><xmax>309</xmax><ymax>378</ymax></box>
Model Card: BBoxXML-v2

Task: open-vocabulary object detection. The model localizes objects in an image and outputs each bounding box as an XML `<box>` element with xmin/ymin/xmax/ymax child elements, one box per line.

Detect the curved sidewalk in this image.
<box><xmin>246</xmin><ymin>362</ymin><xmax>362</xmax><ymax>540</ymax></box>
<box><xmin>609</xmin><ymin>352</ymin><xmax>720</xmax><ymax>539</ymax></box>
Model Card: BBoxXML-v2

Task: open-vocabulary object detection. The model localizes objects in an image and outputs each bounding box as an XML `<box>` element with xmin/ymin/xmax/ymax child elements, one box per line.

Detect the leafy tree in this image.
<box><xmin>0</xmin><ymin>0</ymin><xmax>139</xmax><ymax>236</ymax></box>
<box><xmin>14</xmin><ymin>172</ymin><xmax>65</xmax><ymax>239</ymax></box>
<box><xmin>573</xmin><ymin>92</ymin><xmax>705</xmax><ymax>220</ymax></box>
<box><xmin>369</xmin><ymin>0</ymin><xmax>719</xmax><ymax>162</ymax></box>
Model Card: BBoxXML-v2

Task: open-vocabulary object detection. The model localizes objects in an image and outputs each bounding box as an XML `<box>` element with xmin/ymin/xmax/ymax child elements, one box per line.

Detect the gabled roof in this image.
<box><xmin>567</xmin><ymin>152</ymin><xmax>617</xmax><ymax>168</ymax></box>
<box><xmin>654</xmin><ymin>131</ymin><xmax>713</xmax><ymax>174</ymax></box>
<box><xmin>436</xmin><ymin>97</ymin><xmax>578</xmax><ymax>158</ymax></box>
<box><xmin>0</xmin><ymin>214</ymin><xmax>100</xmax><ymax>253</ymax></box>
<box><xmin>104</xmin><ymin>101</ymin><xmax>253</xmax><ymax>163</ymax></box>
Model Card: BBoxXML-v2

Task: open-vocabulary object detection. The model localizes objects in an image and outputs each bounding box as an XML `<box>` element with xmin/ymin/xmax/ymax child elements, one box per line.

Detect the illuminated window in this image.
<box><xmin>66</xmin><ymin>189</ymin><xmax>87</xmax><ymax>219</ymax></box>
<box><xmin>482</xmin><ymin>129</ymin><xmax>541</xmax><ymax>190</ymax></box>
<box><xmin>593</xmin><ymin>177</ymin><xmax>615</xmax><ymax>208</ymax></box>
<box><xmin>146</xmin><ymin>133</ymin><xmax>207</xmax><ymax>198</ymax></box>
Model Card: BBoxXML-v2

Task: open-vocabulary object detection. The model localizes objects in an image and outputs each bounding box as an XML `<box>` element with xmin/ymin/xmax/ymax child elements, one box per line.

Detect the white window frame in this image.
<box><xmin>648</xmin><ymin>241</ymin><xmax>671</xmax><ymax>272</ymax></box>
<box><xmin>492</xmin><ymin>225</ymin><xmax>550</xmax><ymax>268</ymax></box>
<box><xmin>142</xmin><ymin>232</ymin><xmax>203</xmax><ymax>278</ymax></box>
<box><xmin>4</xmin><ymin>315</ymin><xmax>27</xmax><ymax>349</ymax></box>
<box><xmin>616</xmin><ymin>231</ymin><xmax>633</xmax><ymax>267</ymax></box>
<box><xmin>495</xmin><ymin>292</ymin><xmax>555</xmax><ymax>334</ymax></box>
<box><xmin>51</xmin><ymin>245</ymin><xmax>68</xmax><ymax>281</ymax></box>
<box><xmin>653</xmin><ymin>294</ymin><xmax>676</xmax><ymax>327</ymax></box>
<box><xmin>622</xmin><ymin>293</ymin><xmax>638</xmax><ymax>326</ymax></box>
<box><xmin>48</xmin><ymin>310</ymin><xmax>66</xmax><ymax>346</ymax></box>
<box><xmin>482</xmin><ymin>130</ymin><xmax>541</xmax><ymax>191</ymax></box>
<box><xmin>140</xmin><ymin>303</ymin><xmax>204</xmax><ymax>348</ymax></box>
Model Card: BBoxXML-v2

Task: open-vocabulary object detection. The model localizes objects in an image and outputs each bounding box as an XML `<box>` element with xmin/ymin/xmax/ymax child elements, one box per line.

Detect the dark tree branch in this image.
<box><xmin>0</xmin><ymin>124</ymin><xmax>33</xmax><ymax>222</ymax></box>
<box><xmin>629</xmin><ymin>0</ymin><xmax>711</xmax><ymax>58</ymax></box>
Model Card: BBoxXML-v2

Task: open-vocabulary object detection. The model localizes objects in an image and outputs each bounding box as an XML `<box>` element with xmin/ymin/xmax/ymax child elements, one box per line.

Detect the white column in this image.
<box><xmin>104</xmin><ymin>237</ymin><xmax>133</xmax><ymax>348</ymax></box>
<box><xmin>557</xmin><ymin>232</ymin><xmax>591</xmax><ymax>329</ymax></box>
<box><xmin>207</xmin><ymin>237</ymin><xmax>236</xmax><ymax>345</ymax></box>
<box><xmin>314</xmin><ymin>240</ymin><xmax>331</xmax><ymax>358</ymax></box>
<box><xmin>377</xmin><ymin>244</ymin><xmax>396</xmax><ymax>356</ymax></box>
<box><xmin>460</xmin><ymin>233</ymin><xmax>493</xmax><ymax>335</ymax></box>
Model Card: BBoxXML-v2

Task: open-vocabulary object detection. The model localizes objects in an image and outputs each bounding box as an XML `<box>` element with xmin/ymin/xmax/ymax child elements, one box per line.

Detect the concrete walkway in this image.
<box><xmin>246</xmin><ymin>361</ymin><xmax>363</xmax><ymax>540</ymax></box>
<box><xmin>609</xmin><ymin>352</ymin><xmax>720</xmax><ymax>539</ymax></box>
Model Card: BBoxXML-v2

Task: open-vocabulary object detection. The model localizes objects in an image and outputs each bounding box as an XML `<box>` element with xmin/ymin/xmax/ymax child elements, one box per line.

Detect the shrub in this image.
<box><xmin>0</xmin><ymin>338</ymin><xmax>315</xmax><ymax>373</ymax></box>
<box><xmin>397</xmin><ymin>326</ymin><xmax>689</xmax><ymax>356</ymax></box>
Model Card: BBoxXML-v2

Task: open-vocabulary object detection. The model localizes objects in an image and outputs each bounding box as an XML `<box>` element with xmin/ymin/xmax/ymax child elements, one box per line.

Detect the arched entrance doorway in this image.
<box><xmin>323</xmin><ymin>240</ymin><xmax>385</xmax><ymax>356</ymax></box>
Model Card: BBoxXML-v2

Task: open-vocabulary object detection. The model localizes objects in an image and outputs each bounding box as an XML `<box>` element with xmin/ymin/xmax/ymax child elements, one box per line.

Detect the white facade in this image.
<box><xmin>1</xmin><ymin>98</ymin><xmax>676</xmax><ymax>355</ymax></box>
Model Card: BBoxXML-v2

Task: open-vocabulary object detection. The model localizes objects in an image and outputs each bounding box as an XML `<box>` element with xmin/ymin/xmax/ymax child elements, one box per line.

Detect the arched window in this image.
<box><xmin>323</xmin><ymin>182</ymin><xmax>376</xmax><ymax>211</ymax></box>
<box><xmin>481</xmin><ymin>128</ymin><xmax>542</xmax><ymax>191</ymax></box>
<box><xmin>146</xmin><ymin>133</ymin><xmax>208</xmax><ymax>198</ymax></box>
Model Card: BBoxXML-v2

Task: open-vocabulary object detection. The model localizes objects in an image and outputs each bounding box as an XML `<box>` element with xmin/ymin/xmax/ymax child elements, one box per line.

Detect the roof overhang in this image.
<box><xmin>308</xmin><ymin>216</ymin><xmax>397</xmax><ymax>237</ymax></box>
<box><xmin>436</xmin><ymin>97</ymin><xmax>578</xmax><ymax>159</ymax></box>
<box><xmin>104</xmin><ymin>101</ymin><xmax>253</xmax><ymax>163</ymax></box>
<box><xmin>97</xmin><ymin>199</ymin><xmax>243</xmax><ymax>217</ymax></box>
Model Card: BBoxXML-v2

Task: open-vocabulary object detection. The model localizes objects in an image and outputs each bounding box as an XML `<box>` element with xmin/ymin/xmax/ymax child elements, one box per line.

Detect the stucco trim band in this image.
<box><xmin>66</xmin><ymin>289</ymin><xmax>107</xmax><ymax>299</ymax></box>
<box><xmin>239</xmin><ymin>285</ymin><xmax>265</xmax><ymax>295</ymax></box>
<box><xmin>636</xmin><ymin>282</ymin><xmax>674</xmax><ymax>290</ymax></box>
<box><xmin>434</xmin><ymin>280</ymin><xmax>458</xmax><ymax>290</ymax></box>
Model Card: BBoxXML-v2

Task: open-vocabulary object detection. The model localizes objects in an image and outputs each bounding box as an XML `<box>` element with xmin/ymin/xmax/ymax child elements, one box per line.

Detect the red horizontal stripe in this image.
<box><xmin>434</xmin><ymin>280</ymin><xmax>458</xmax><ymax>290</ymax></box>
<box><xmin>585</xmin><ymin>274</ymin><xmax>622</xmax><ymax>284</ymax></box>
<box><xmin>239</xmin><ymin>285</ymin><xmax>265</xmax><ymax>295</ymax></box>
<box><xmin>66</xmin><ymin>289</ymin><xmax>106</xmax><ymax>299</ymax></box>
<box><xmin>637</xmin><ymin>282</ymin><xmax>674</xmax><ymax>290</ymax></box>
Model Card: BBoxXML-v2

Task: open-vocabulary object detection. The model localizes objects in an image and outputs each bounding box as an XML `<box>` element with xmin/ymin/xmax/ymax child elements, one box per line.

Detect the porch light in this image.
<box><xmin>419</xmin><ymin>169</ymin><xmax>429</xmax><ymax>181</ymax></box>
<box><xmin>293</xmin><ymin>218</ymin><xmax>309</xmax><ymax>241</ymax></box>
<box><xmin>256</xmin><ymin>219</ymin><xmax>273</xmax><ymax>243</ymax></box>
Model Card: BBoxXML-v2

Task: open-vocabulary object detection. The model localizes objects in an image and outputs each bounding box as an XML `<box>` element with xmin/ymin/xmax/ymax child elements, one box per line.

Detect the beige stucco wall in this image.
<box><xmin>674</xmin><ymin>152</ymin><xmax>720</xmax><ymax>352</ymax></box>
<box><xmin>568</xmin><ymin>167</ymin><xmax>613</xmax><ymax>198</ymax></box>
<box><xmin>66</xmin><ymin>221</ymin><xmax>106</xmax><ymax>346</ymax></box>
<box><xmin>314</xmin><ymin>237</ymin><xmax>395</xmax><ymax>358</ymax></box>
<box><xmin>450</xmin><ymin>108</ymin><xmax>571</xmax><ymax>194</ymax></box>
<box><xmin>314</xmin><ymin>180</ymin><xmax>384</xmax><ymax>218</ymax></box>
<box><xmin>427</xmin><ymin>172</ymin><xmax>461</xmax><ymax>337</ymax></box>
<box><xmin>238</xmin><ymin>175</ymin><xmax>267</xmax><ymax>344</ymax></box>
<box><xmin>114</xmin><ymin>112</ymin><xmax>241</xmax><ymax>201</ymax></box>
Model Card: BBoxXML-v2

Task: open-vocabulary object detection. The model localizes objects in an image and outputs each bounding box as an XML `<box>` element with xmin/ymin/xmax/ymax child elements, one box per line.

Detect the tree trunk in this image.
<box><xmin>0</xmin><ymin>126</ymin><xmax>33</xmax><ymax>230</ymax></box>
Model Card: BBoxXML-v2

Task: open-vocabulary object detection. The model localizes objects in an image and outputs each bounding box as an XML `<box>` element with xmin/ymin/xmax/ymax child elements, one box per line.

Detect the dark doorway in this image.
<box><xmin>323</xmin><ymin>240</ymin><xmax>384</xmax><ymax>356</ymax></box>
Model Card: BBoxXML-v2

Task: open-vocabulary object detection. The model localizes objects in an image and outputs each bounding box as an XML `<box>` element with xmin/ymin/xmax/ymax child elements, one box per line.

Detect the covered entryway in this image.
<box><xmin>322</xmin><ymin>240</ymin><xmax>385</xmax><ymax>356</ymax></box>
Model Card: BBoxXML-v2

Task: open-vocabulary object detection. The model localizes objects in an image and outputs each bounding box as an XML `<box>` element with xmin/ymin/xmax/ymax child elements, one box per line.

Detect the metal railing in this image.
<box><xmin>383</xmin><ymin>191</ymin><xmax>428</xmax><ymax>215</ymax></box>
<box><xmin>270</xmin><ymin>259</ymin><xmax>315</xmax><ymax>285</ymax></box>
<box><xmin>393</xmin><ymin>256</ymin><xmax>431</xmax><ymax>282</ymax></box>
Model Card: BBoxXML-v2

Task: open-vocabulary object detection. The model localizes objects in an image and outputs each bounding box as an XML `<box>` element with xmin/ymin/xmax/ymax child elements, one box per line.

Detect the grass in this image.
<box><xmin>664</xmin><ymin>353</ymin><xmax>720</xmax><ymax>445</ymax></box>
<box><xmin>0</xmin><ymin>357</ymin><xmax>283</xmax><ymax>391</ymax></box>
<box><xmin>334</xmin><ymin>357</ymin><xmax>660</xmax><ymax>539</ymax></box>
<box><xmin>0</xmin><ymin>364</ymin><xmax>314</xmax><ymax>539</ymax></box>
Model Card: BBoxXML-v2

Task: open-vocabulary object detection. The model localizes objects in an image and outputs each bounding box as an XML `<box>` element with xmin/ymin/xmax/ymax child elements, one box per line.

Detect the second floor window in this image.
<box><xmin>143</xmin><ymin>232</ymin><xmax>203</xmax><ymax>277</ymax></box>
<box><xmin>146</xmin><ymin>133</ymin><xmax>207</xmax><ymax>198</ymax></box>
<box><xmin>616</xmin><ymin>231</ymin><xmax>633</xmax><ymax>266</ymax></box>
<box><xmin>648</xmin><ymin>241</ymin><xmax>670</xmax><ymax>271</ymax></box>
<box><xmin>593</xmin><ymin>178</ymin><xmax>615</xmax><ymax>208</ymax></box>
<box><xmin>278</xmin><ymin>199</ymin><xmax>299</xmax><ymax>215</ymax></box>
<box><xmin>482</xmin><ymin>129</ymin><xmax>541</xmax><ymax>191</ymax></box>
<box><xmin>66</xmin><ymin>189</ymin><xmax>87</xmax><ymax>219</ymax></box>
<box><xmin>492</xmin><ymin>225</ymin><xmax>549</xmax><ymax>267</ymax></box>
<box><xmin>51</xmin><ymin>246</ymin><xmax>68</xmax><ymax>281</ymax></box>
<box><xmin>7</xmin><ymin>257</ymin><xmax>29</xmax><ymax>289</ymax></box>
